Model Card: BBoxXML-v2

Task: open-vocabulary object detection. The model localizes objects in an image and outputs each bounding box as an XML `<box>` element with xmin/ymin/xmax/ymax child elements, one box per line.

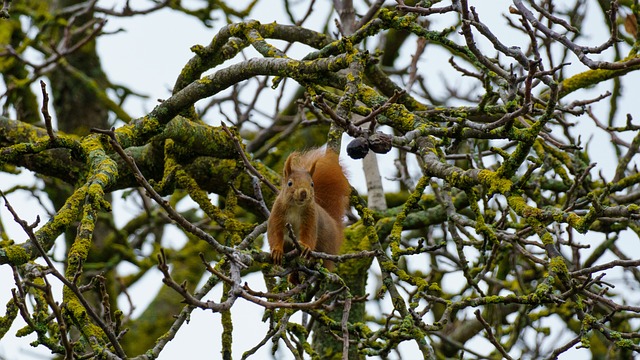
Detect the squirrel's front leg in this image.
<box><xmin>269</xmin><ymin>234</ymin><xmax>284</xmax><ymax>265</ymax></box>
<box><xmin>297</xmin><ymin>206</ymin><xmax>318</xmax><ymax>257</ymax></box>
<box><xmin>267</xmin><ymin>207</ymin><xmax>286</xmax><ymax>265</ymax></box>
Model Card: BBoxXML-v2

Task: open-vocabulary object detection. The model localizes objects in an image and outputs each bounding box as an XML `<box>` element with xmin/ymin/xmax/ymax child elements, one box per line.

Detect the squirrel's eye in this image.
<box><xmin>287</xmin><ymin>180</ymin><xmax>293</xmax><ymax>187</ymax></box>
<box><xmin>311</xmin><ymin>181</ymin><xmax>314</xmax><ymax>187</ymax></box>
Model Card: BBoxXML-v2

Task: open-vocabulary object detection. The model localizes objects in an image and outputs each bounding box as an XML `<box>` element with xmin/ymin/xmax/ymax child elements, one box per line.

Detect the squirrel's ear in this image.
<box><xmin>284</xmin><ymin>154</ymin><xmax>294</xmax><ymax>177</ymax></box>
<box><xmin>309</xmin><ymin>160</ymin><xmax>318</xmax><ymax>176</ymax></box>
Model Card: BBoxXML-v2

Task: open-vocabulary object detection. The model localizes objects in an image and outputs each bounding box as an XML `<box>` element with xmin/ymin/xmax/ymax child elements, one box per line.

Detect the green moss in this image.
<box><xmin>66</xmin><ymin>205</ymin><xmax>96</xmax><ymax>272</ymax></box>
<box><xmin>531</xmin><ymin>280</ymin><xmax>552</xmax><ymax>303</ymax></box>
<box><xmin>342</xmin><ymin>221</ymin><xmax>372</xmax><ymax>255</ymax></box>
<box><xmin>81</xmin><ymin>135</ymin><xmax>105</xmax><ymax>154</ymax></box>
<box><xmin>484</xmin><ymin>295</ymin><xmax>506</xmax><ymax>304</ymax></box>
<box><xmin>384</xmin><ymin>103</ymin><xmax>415</xmax><ymax>132</ymax></box>
<box><xmin>614</xmin><ymin>337</ymin><xmax>635</xmax><ymax>349</ymax></box>
<box><xmin>566</xmin><ymin>212</ymin><xmax>582</xmax><ymax>228</ymax></box>
<box><xmin>389</xmin><ymin>176</ymin><xmax>429</xmax><ymax>260</ymax></box>
<box><xmin>0</xmin><ymin>296</ymin><xmax>18</xmax><ymax>338</ymax></box>
<box><xmin>114</xmin><ymin>115</ymin><xmax>163</xmax><ymax>148</ymax></box>
<box><xmin>541</xmin><ymin>232</ymin><xmax>554</xmax><ymax>245</ymax></box>
<box><xmin>443</xmin><ymin>169</ymin><xmax>475</xmax><ymax>189</ymax></box>
<box><xmin>220</xmin><ymin>281</ymin><xmax>233</xmax><ymax>358</ymax></box>
<box><xmin>507</xmin><ymin>194</ymin><xmax>543</xmax><ymax>218</ymax></box>
<box><xmin>197</xmin><ymin>77</ymin><xmax>213</xmax><ymax>85</ymax></box>
<box><xmin>610</xmin><ymin>172</ymin><xmax>640</xmax><ymax>192</ymax></box>
<box><xmin>62</xmin><ymin>286</ymin><xmax>107</xmax><ymax>345</ymax></box>
<box><xmin>558</xmin><ymin>57</ymin><xmax>640</xmax><ymax>98</ymax></box>
<box><xmin>567</xmin><ymin>206</ymin><xmax>597</xmax><ymax>234</ymax></box>
<box><xmin>190</xmin><ymin>44</ymin><xmax>205</xmax><ymax>55</ymax></box>
<box><xmin>549</xmin><ymin>256</ymin><xmax>568</xmax><ymax>277</ymax></box>
<box><xmin>476</xmin><ymin>221</ymin><xmax>499</xmax><ymax>245</ymax></box>
<box><xmin>357</xmin><ymin>84</ymin><xmax>387</xmax><ymax>107</ymax></box>
<box><xmin>1</xmin><ymin>244</ymin><xmax>29</xmax><ymax>265</ymax></box>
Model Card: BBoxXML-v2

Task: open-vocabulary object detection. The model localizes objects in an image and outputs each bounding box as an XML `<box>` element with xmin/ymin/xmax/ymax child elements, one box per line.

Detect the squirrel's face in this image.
<box><xmin>285</xmin><ymin>173</ymin><xmax>314</xmax><ymax>207</ymax></box>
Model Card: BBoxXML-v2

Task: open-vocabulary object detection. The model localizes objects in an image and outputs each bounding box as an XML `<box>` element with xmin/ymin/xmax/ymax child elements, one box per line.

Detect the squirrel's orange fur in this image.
<box><xmin>267</xmin><ymin>148</ymin><xmax>350</xmax><ymax>270</ymax></box>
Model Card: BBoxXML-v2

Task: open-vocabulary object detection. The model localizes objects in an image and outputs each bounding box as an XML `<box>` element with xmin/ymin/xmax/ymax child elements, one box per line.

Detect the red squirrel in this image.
<box><xmin>267</xmin><ymin>148</ymin><xmax>350</xmax><ymax>270</ymax></box>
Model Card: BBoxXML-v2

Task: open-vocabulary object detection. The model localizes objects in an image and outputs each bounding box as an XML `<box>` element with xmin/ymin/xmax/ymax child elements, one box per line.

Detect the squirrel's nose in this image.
<box><xmin>299</xmin><ymin>189</ymin><xmax>307</xmax><ymax>200</ymax></box>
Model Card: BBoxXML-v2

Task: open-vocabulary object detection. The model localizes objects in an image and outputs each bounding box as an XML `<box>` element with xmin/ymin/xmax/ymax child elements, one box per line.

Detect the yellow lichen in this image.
<box><xmin>478</xmin><ymin>169</ymin><xmax>512</xmax><ymax>194</ymax></box>
<box><xmin>1</xmin><ymin>244</ymin><xmax>29</xmax><ymax>265</ymax></box>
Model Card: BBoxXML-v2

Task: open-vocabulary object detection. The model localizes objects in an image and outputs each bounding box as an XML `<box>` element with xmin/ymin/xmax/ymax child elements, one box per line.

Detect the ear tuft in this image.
<box><xmin>284</xmin><ymin>153</ymin><xmax>294</xmax><ymax>177</ymax></box>
<box><xmin>309</xmin><ymin>160</ymin><xmax>318</xmax><ymax>177</ymax></box>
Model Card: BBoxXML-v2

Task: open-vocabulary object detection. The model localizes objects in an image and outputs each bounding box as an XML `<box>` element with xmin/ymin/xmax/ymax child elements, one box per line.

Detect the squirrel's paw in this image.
<box><xmin>271</xmin><ymin>248</ymin><xmax>284</xmax><ymax>265</ymax></box>
<box><xmin>299</xmin><ymin>244</ymin><xmax>312</xmax><ymax>258</ymax></box>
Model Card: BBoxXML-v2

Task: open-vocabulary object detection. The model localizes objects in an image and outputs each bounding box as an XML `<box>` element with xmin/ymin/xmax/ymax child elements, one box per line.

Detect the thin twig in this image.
<box><xmin>396</xmin><ymin>0</ymin><xmax>459</xmax><ymax>16</ymax></box>
<box><xmin>39</xmin><ymin>81</ymin><xmax>56</xmax><ymax>141</ymax></box>
<box><xmin>341</xmin><ymin>296</ymin><xmax>352</xmax><ymax>359</ymax></box>
<box><xmin>474</xmin><ymin>310</ymin><xmax>515</xmax><ymax>360</ymax></box>
<box><xmin>221</xmin><ymin>121</ymin><xmax>279</xmax><ymax>194</ymax></box>
<box><xmin>353</xmin><ymin>89</ymin><xmax>406</xmax><ymax>126</ymax></box>
<box><xmin>355</xmin><ymin>0</ymin><xmax>385</xmax><ymax>29</ymax></box>
<box><xmin>571</xmin><ymin>258</ymin><xmax>640</xmax><ymax>277</ymax></box>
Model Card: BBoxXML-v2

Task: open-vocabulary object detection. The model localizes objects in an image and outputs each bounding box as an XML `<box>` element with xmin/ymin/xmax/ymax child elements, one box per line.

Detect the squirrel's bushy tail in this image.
<box><xmin>298</xmin><ymin>148</ymin><xmax>350</xmax><ymax>226</ymax></box>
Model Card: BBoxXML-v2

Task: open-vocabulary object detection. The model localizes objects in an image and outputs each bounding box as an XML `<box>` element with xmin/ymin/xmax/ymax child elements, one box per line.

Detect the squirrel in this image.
<box><xmin>267</xmin><ymin>148</ymin><xmax>350</xmax><ymax>271</ymax></box>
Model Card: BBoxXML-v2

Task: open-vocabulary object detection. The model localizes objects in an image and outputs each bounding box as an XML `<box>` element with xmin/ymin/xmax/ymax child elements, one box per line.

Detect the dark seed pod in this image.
<box><xmin>368</xmin><ymin>132</ymin><xmax>392</xmax><ymax>154</ymax></box>
<box><xmin>346</xmin><ymin>137</ymin><xmax>369</xmax><ymax>159</ymax></box>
